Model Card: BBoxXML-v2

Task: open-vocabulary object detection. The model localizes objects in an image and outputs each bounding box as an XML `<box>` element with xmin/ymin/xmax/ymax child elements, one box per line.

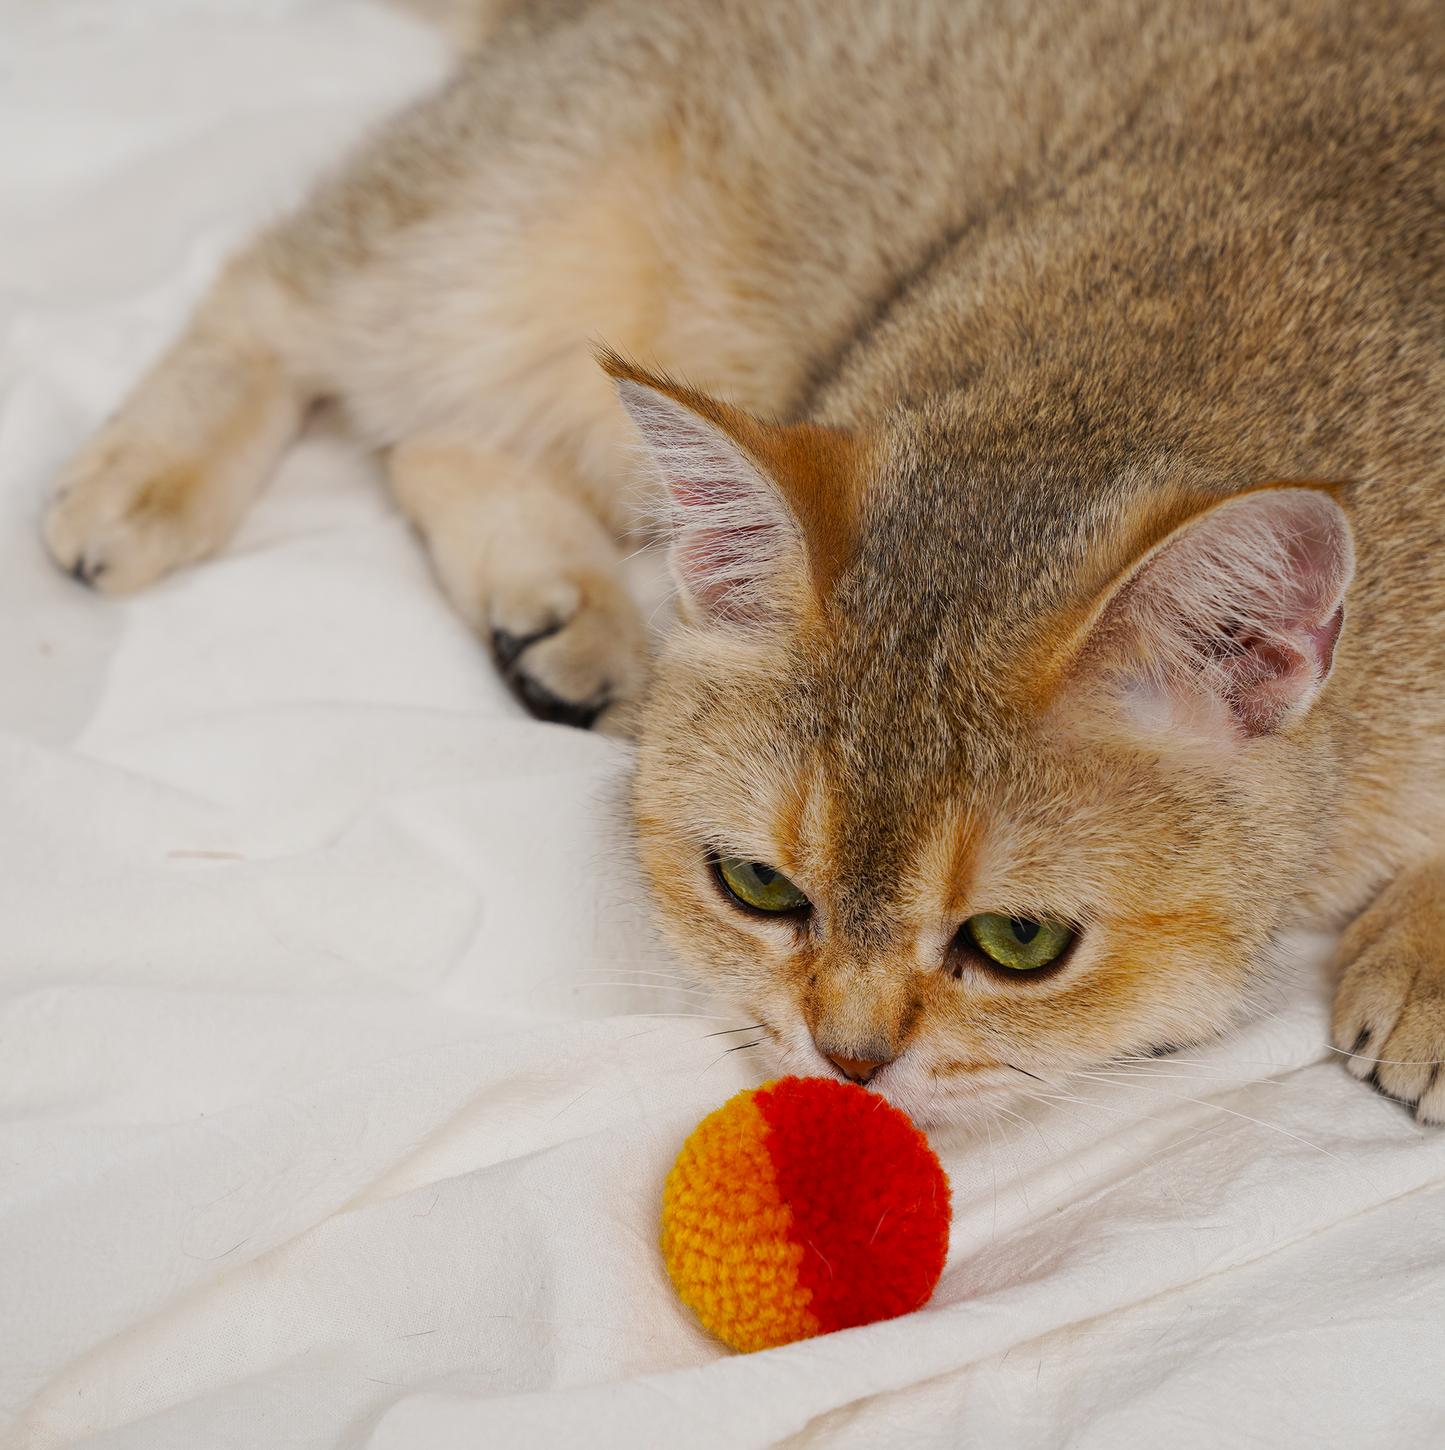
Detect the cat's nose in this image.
<box><xmin>826</xmin><ymin>1053</ymin><xmax>889</xmax><ymax>1084</ymax></box>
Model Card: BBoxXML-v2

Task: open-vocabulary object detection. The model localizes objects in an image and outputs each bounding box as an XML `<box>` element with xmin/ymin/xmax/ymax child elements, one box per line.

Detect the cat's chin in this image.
<box><xmin>866</xmin><ymin>1060</ymin><xmax>1036</xmax><ymax>1131</ymax></box>
<box><xmin>754</xmin><ymin>1026</ymin><xmax>1036</xmax><ymax>1131</ymax></box>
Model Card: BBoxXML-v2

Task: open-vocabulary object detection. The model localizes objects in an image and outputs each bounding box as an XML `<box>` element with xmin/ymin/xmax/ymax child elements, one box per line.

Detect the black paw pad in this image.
<box><xmin>70</xmin><ymin>555</ymin><xmax>107</xmax><ymax>586</ymax></box>
<box><xmin>491</xmin><ymin>625</ymin><xmax>609</xmax><ymax>730</ymax></box>
<box><xmin>491</xmin><ymin>623</ymin><xmax>560</xmax><ymax>671</ymax></box>
<box><xmin>511</xmin><ymin>672</ymin><xmax>609</xmax><ymax>730</ymax></box>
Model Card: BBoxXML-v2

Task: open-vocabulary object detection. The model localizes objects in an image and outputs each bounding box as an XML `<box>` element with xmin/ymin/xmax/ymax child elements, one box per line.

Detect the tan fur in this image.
<box><xmin>44</xmin><ymin>0</ymin><xmax>1445</xmax><ymax>1124</ymax></box>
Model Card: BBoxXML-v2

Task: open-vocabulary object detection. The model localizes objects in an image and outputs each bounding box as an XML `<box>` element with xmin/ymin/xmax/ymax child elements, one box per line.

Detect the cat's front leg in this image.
<box><xmin>1332</xmin><ymin>857</ymin><xmax>1445</xmax><ymax>1124</ymax></box>
<box><xmin>389</xmin><ymin>438</ymin><xmax>648</xmax><ymax>734</ymax></box>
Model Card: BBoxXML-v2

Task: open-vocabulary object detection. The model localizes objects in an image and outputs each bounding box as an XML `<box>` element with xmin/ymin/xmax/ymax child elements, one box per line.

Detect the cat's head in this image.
<box><xmin>611</xmin><ymin>355</ymin><xmax>1354</xmax><ymax>1125</ymax></box>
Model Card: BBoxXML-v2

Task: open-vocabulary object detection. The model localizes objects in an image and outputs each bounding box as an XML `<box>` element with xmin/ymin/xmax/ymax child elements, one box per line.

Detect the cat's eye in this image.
<box><xmin>963</xmin><ymin>913</ymin><xmax>1074</xmax><ymax>972</ymax></box>
<box><xmin>714</xmin><ymin>855</ymin><xmax>810</xmax><ymax>915</ymax></box>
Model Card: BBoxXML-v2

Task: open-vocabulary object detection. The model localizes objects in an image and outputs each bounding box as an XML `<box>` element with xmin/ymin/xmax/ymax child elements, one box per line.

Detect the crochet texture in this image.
<box><xmin>661</xmin><ymin>1076</ymin><xmax>950</xmax><ymax>1352</ymax></box>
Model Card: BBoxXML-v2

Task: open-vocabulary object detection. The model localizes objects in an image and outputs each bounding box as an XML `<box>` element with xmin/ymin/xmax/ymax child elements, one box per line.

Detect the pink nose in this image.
<box><xmin>827</xmin><ymin>1054</ymin><xmax>887</xmax><ymax>1085</ymax></box>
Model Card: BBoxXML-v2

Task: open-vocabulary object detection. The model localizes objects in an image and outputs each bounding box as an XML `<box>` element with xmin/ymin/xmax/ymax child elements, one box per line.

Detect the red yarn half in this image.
<box><xmin>753</xmin><ymin>1076</ymin><xmax>950</xmax><ymax>1334</ymax></box>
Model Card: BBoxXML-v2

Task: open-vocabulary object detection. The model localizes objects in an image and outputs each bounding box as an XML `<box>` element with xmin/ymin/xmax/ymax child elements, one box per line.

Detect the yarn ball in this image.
<box><xmin>661</xmin><ymin>1075</ymin><xmax>950</xmax><ymax>1352</ymax></box>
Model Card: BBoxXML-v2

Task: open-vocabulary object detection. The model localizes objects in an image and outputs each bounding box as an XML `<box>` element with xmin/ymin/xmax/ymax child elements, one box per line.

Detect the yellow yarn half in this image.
<box><xmin>660</xmin><ymin>1089</ymin><xmax>820</xmax><ymax>1352</ymax></box>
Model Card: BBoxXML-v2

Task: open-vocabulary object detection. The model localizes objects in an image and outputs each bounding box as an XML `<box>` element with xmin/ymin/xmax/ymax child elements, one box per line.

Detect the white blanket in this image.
<box><xmin>3</xmin><ymin>4</ymin><xmax>1443</xmax><ymax>1446</ymax></box>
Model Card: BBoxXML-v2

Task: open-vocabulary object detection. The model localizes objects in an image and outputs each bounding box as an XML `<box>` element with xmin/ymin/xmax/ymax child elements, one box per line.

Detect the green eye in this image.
<box><xmin>965</xmin><ymin>913</ymin><xmax>1073</xmax><ymax>971</ymax></box>
<box><xmin>715</xmin><ymin>856</ymin><xmax>810</xmax><ymax>914</ymax></box>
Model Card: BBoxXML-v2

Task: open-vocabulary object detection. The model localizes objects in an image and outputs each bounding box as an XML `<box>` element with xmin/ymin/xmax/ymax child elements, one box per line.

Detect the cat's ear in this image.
<box><xmin>1065</xmin><ymin>485</ymin><xmax>1354</xmax><ymax>742</ymax></box>
<box><xmin>611</xmin><ymin>375</ymin><xmax>801</xmax><ymax>625</ymax></box>
<box><xmin>603</xmin><ymin>352</ymin><xmax>860</xmax><ymax>627</ymax></box>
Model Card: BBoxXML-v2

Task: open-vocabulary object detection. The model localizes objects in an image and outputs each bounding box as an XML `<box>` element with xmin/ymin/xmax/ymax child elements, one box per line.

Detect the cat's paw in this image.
<box><xmin>388</xmin><ymin>440</ymin><xmax>649</xmax><ymax>735</ymax></box>
<box><xmin>1331</xmin><ymin>859</ymin><xmax>1445</xmax><ymax>1124</ymax></box>
<box><xmin>45</xmin><ymin>340</ymin><xmax>300</xmax><ymax>593</ymax></box>
<box><xmin>488</xmin><ymin>567</ymin><xmax>647</xmax><ymax>734</ymax></box>
<box><xmin>45</xmin><ymin>428</ymin><xmax>228</xmax><ymax>593</ymax></box>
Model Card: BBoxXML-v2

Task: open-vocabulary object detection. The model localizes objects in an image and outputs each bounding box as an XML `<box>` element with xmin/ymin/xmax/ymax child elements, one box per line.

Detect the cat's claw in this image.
<box><xmin>1331</xmin><ymin>858</ymin><xmax>1445</xmax><ymax>1125</ymax></box>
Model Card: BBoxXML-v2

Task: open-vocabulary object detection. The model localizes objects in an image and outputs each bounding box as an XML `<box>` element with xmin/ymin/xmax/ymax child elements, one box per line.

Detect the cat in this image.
<box><xmin>43</xmin><ymin>0</ymin><xmax>1445</xmax><ymax>1126</ymax></box>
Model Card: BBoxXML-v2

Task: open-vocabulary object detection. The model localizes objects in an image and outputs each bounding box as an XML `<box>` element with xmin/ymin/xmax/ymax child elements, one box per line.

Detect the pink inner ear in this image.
<box><xmin>675</xmin><ymin>520</ymin><xmax>789</xmax><ymax>614</ymax></box>
<box><xmin>1118</xmin><ymin>488</ymin><xmax>1355</xmax><ymax>739</ymax></box>
<box><xmin>615</xmin><ymin>379</ymin><xmax>803</xmax><ymax>624</ymax></box>
<box><xmin>1215</xmin><ymin>606</ymin><xmax>1345</xmax><ymax>736</ymax></box>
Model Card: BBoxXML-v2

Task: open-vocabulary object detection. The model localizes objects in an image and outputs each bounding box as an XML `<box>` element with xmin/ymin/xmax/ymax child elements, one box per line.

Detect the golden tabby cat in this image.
<box><xmin>45</xmin><ymin>0</ymin><xmax>1445</xmax><ymax>1123</ymax></box>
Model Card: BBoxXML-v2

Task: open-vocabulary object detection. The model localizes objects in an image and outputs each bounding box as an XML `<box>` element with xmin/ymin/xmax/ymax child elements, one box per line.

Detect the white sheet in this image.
<box><xmin>3</xmin><ymin>4</ymin><xmax>1443</xmax><ymax>1446</ymax></box>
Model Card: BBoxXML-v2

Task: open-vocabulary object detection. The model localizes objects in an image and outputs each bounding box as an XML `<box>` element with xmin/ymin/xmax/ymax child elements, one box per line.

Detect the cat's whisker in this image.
<box><xmin>565</xmin><ymin>965</ymin><xmax>705</xmax><ymax>979</ymax></box>
<box><xmin>983</xmin><ymin>1107</ymin><xmax>1033</xmax><ymax>1216</ymax></box>
<box><xmin>1111</xmin><ymin>1054</ymin><xmax>1304</xmax><ymax>1078</ymax></box>
<box><xmin>989</xmin><ymin>1101</ymin><xmax>1063</xmax><ymax>1173</ymax></box>
<box><xmin>558</xmin><ymin>992</ymin><xmax>719</xmax><ymax>1009</ymax></box>
<box><xmin>1053</xmin><ymin>1073</ymin><xmax>1387</xmax><ymax>1202</ymax></box>
<box><xmin>693</xmin><ymin>1042</ymin><xmax>768</xmax><ymax>1085</ymax></box>
<box><xmin>1084</xmin><ymin>1072</ymin><xmax>1291</xmax><ymax>1116</ymax></box>
<box><xmin>981</xmin><ymin>1110</ymin><xmax>1001</xmax><ymax>1239</ymax></box>
<box><xmin>1093</xmin><ymin>1065</ymin><xmax>1288</xmax><ymax>1087</ymax></box>
<box><xmin>564</xmin><ymin>1010</ymin><xmax>740</xmax><ymax>1022</ymax></box>
<box><xmin>1031</xmin><ymin>1084</ymin><xmax>1258</xmax><ymax>1160</ymax></box>
<box><xmin>556</xmin><ymin>977</ymin><xmax>709</xmax><ymax>989</ymax></box>
<box><xmin>1013</xmin><ymin>1090</ymin><xmax>1195</xmax><ymax>1218</ymax></box>
<box><xmin>545</xmin><ymin>973</ymin><xmax>702</xmax><ymax>986</ymax></box>
<box><xmin>1323</xmin><ymin>1044</ymin><xmax>1445</xmax><ymax>1068</ymax></box>
<box><xmin>952</xmin><ymin>1078</ymin><xmax>1106</xmax><ymax>1190</ymax></box>
<box><xmin>557</xmin><ymin>977</ymin><xmax>713</xmax><ymax>992</ymax></box>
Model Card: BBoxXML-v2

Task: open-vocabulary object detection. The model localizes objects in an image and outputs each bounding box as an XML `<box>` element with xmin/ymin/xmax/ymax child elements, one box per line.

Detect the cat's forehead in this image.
<box><xmin>798</xmin><ymin>444</ymin><xmax>1081</xmax><ymax>780</ymax></box>
<box><xmin>770</xmin><ymin>426</ymin><xmax>1155</xmax><ymax>882</ymax></box>
<box><xmin>845</xmin><ymin>413</ymin><xmax>1130</xmax><ymax>623</ymax></box>
<box><xmin>806</xmin><ymin>412</ymin><xmax>1192</xmax><ymax>748</ymax></box>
